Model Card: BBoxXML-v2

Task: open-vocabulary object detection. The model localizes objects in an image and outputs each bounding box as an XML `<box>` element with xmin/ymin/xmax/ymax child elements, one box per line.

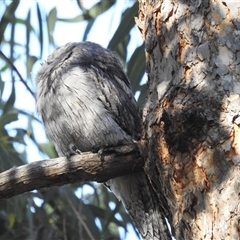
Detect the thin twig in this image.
<box><xmin>63</xmin><ymin>189</ymin><xmax>96</xmax><ymax>240</ymax></box>
<box><xmin>63</xmin><ymin>217</ymin><xmax>67</xmax><ymax>240</ymax></box>
<box><xmin>0</xmin><ymin>50</ymin><xmax>35</xmax><ymax>98</ymax></box>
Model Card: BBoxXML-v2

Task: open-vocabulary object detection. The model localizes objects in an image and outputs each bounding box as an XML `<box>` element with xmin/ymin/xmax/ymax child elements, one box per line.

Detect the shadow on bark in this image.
<box><xmin>142</xmin><ymin>1</ymin><xmax>237</xmax><ymax>238</ymax></box>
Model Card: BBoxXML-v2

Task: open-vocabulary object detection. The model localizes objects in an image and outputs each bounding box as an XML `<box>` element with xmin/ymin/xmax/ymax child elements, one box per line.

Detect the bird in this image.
<box><xmin>35</xmin><ymin>41</ymin><xmax>171</xmax><ymax>239</ymax></box>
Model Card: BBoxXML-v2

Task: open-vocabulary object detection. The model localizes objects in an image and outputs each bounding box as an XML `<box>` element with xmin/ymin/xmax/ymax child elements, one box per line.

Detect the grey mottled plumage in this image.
<box><xmin>36</xmin><ymin>42</ymin><xmax>170</xmax><ymax>239</ymax></box>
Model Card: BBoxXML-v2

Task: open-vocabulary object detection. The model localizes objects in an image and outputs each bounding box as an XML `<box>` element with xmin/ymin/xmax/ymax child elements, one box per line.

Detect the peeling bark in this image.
<box><xmin>137</xmin><ymin>0</ymin><xmax>240</xmax><ymax>239</ymax></box>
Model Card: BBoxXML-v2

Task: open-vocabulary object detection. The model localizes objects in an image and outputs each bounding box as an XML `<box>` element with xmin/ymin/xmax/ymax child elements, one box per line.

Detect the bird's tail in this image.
<box><xmin>107</xmin><ymin>172</ymin><xmax>172</xmax><ymax>240</ymax></box>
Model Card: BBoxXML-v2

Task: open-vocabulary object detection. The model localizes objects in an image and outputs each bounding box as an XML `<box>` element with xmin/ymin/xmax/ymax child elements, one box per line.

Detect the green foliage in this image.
<box><xmin>0</xmin><ymin>1</ymin><xmax>145</xmax><ymax>239</ymax></box>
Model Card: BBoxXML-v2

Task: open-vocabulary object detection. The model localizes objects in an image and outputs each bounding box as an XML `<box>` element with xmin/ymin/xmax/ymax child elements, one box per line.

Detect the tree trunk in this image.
<box><xmin>136</xmin><ymin>1</ymin><xmax>240</xmax><ymax>239</ymax></box>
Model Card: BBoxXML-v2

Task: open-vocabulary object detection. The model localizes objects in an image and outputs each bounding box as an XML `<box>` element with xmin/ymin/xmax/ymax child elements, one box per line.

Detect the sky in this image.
<box><xmin>1</xmin><ymin>1</ymin><xmax>143</xmax><ymax>239</ymax></box>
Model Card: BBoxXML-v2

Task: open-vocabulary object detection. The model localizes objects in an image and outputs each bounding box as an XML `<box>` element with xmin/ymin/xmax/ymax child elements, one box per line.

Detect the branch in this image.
<box><xmin>0</xmin><ymin>143</ymin><xmax>144</xmax><ymax>201</ymax></box>
<box><xmin>63</xmin><ymin>190</ymin><xmax>95</xmax><ymax>240</ymax></box>
<box><xmin>0</xmin><ymin>50</ymin><xmax>35</xmax><ymax>98</ymax></box>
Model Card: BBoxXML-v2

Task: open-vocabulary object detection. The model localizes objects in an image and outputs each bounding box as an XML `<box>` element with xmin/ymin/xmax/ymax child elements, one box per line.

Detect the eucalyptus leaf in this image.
<box><xmin>0</xmin><ymin>1</ymin><xmax>19</xmax><ymax>44</ymax></box>
<box><xmin>36</xmin><ymin>3</ymin><xmax>43</xmax><ymax>57</ymax></box>
<box><xmin>108</xmin><ymin>2</ymin><xmax>138</xmax><ymax>51</ymax></box>
<box><xmin>47</xmin><ymin>7</ymin><xmax>57</xmax><ymax>46</ymax></box>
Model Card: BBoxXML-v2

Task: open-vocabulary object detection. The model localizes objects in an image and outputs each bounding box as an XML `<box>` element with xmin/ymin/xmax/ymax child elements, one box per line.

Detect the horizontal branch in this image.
<box><xmin>0</xmin><ymin>143</ymin><xmax>144</xmax><ymax>201</ymax></box>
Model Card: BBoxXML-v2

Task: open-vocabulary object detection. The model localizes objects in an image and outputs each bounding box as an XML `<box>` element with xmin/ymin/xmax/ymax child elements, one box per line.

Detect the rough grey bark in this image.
<box><xmin>36</xmin><ymin>42</ymin><xmax>171</xmax><ymax>239</ymax></box>
<box><xmin>136</xmin><ymin>0</ymin><xmax>240</xmax><ymax>239</ymax></box>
